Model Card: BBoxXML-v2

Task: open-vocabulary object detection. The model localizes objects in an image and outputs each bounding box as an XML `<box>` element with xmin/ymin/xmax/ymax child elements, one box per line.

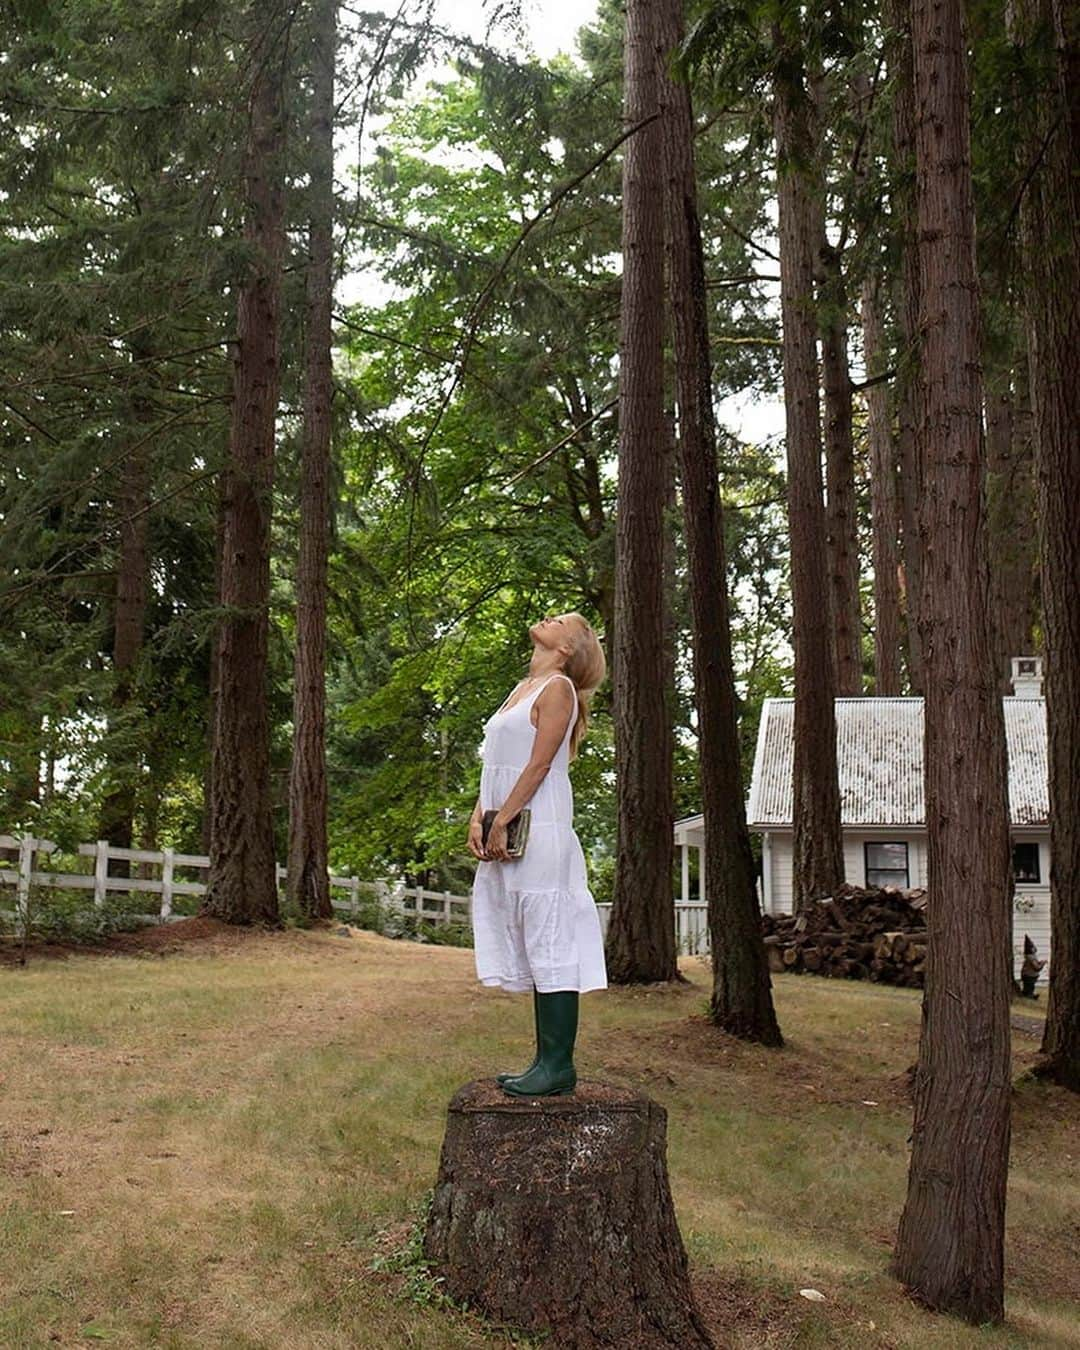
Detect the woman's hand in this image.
<box><xmin>466</xmin><ymin>818</ymin><xmax>486</xmax><ymax>861</ymax></box>
<box><xmin>484</xmin><ymin>818</ymin><xmax>510</xmax><ymax>862</ymax></box>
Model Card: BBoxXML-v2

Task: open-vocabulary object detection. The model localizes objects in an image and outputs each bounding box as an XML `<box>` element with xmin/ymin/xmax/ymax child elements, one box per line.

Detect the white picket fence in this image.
<box><xmin>0</xmin><ymin>833</ymin><xmax>462</xmax><ymax>935</ymax></box>
<box><xmin>0</xmin><ymin>832</ymin><xmax>710</xmax><ymax>954</ymax></box>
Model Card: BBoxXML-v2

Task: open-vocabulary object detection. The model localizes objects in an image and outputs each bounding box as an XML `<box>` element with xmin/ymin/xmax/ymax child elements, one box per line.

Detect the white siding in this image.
<box><xmin>1013</xmin><ymin>889</ymin><xmax>1051</xmax><ymax>985</ymax></box>
<box><xmin>767</xmin><ymin>830</ymin><xmax>925</xmax><ymax>908</ymax></box>
<box><xmin>1013</xmin><ymin>838</ymin><xmax>1051</xmax><ymax>985</ymax></box>
<box><xmin>766</xmin><ymin>833</ymin><xmax>793</xmax><ymax>916</ymax></box>
<box><xmin>762</xmin><ymin>830</ymin><xmax>1049</xmax><ymax>983</ymax></box>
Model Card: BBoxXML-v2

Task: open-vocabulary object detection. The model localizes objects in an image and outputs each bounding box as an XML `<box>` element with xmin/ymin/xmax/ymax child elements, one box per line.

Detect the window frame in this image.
<box><xmin>864</xmin><ymin>840</ymin><xmax>910</xmax><ymax>889</ymax></box>
<box><xmin>1011</xmin><ymin>840</ymin><xmax>1041</xmax><ymax>884</ymax></box>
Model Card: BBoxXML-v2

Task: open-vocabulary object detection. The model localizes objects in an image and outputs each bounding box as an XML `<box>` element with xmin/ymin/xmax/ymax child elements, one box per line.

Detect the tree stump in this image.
<box><xmin>423</xmin><ymin>1079</ymin><xmax>714</xmax><ymax>1348</ymax></box>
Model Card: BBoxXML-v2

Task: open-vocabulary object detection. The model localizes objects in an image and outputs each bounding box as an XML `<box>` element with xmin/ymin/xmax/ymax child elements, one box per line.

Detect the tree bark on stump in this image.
<box><xmin>423</xmin><ymin>1080</ymin><xmax>714</xmax><ymax>1349</ymax></box>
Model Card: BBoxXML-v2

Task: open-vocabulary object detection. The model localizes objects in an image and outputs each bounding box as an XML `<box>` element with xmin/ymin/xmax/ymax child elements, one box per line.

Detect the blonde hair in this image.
<box><xmin>559</xmin><ymin>612</ymin><xmax>606</xmax><ymax>759</ymax></box>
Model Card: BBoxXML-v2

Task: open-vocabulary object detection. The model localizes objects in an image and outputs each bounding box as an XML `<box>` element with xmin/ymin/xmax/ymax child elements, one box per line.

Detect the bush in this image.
<box><xmin>383</xmin><ymin>911</ymin><xmax>474</xmax><ymax>948</ymax></box>
<box><xmin>0</xmin><ymin>883</ymin><xmax>151</xmax><ymax>944</ymax></box>
<box><xmin>588</xmin><ymin>853</ymin><xmax>616</xmax><ymax>905</ymax></box>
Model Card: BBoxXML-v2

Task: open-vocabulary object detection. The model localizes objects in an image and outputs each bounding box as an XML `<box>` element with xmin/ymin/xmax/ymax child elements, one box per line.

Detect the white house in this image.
<box><xmin>674</xmin><ymin>657</ymin><xmax>1051</xmax><ymax>983</ymax></box>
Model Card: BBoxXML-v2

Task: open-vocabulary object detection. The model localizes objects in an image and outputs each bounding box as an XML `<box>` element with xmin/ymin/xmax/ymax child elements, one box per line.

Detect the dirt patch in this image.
<box><xmin>691</xmin><ymin>1268</ymin><xmax>856</xmax><ymax>1348</ymax></box>
<box><xmin>599</xmin><ymin>1012</ymin><xmax>903</xmax><ymax>1112</ymax></box>
<box><xmin>0</xmin><ymin>915</ymin><xmax>355</xmax><ymax>966</ymax></box>
<box><xmin>1011</xmin><ymin>1011</ymin><xmax>1046</xmax><ymax>1039</ymax></box>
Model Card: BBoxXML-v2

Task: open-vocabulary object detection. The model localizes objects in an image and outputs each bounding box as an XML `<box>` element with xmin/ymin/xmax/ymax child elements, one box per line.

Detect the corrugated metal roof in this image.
<box><xmin>746</xmin><ymin>697</ymin><xmax>1048</xmax><ymax>827</ymax></box>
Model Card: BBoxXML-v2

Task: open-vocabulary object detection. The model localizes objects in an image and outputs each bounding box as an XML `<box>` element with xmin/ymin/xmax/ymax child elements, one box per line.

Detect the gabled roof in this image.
<box><xmin>745</xmin><ymin>697</ymin><xmax>1048</xmax><ymax>828</ymax></box>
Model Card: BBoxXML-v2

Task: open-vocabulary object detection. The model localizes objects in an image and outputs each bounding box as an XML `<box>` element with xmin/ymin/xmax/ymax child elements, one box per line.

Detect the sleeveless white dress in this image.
<box><xmin>471</xmin><ymin>672</ymin><xmax>608</xmax><ymax>994</ymax></box>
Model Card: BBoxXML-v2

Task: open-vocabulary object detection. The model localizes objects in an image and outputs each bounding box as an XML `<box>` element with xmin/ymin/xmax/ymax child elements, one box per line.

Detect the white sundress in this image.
<box><xmin>471</xmin><ymin>671</ymin><xmax>608</xmax><ymax>995</ymax></box>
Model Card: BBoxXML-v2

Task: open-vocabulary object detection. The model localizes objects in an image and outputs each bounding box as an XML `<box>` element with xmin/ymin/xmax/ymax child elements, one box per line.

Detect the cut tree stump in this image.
<box><xmin>423</xmin><ymin>1079</ymin><xmax>714</xmax><ymax>1348</ymax></box>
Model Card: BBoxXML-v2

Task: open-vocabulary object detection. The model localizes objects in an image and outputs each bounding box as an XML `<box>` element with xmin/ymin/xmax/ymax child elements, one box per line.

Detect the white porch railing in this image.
<box><xmin>595</xmin><ymin>902</ymin><xmax>710</xmax><ymax>956</ymax></box>
<box><xmin>0</xmin><ymin>832</ymin><xmax>711</xmax><ymax>954</ymax></box>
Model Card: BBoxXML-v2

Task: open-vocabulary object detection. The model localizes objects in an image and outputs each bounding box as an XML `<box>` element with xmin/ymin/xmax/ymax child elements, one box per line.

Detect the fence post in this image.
<box><xmin>350</xmin><ymin>876</ymin><xmax>360</xmax><ymax>919</ymax></box>
<box><xmin>15</xmin><ymin>832</ymin><xmax>34</xmax><ymax>939</ymax></box>
<box><xmin>94</xmin><ymin>839</ymin><xmax>109</xmax><ymax>909</ymax></box>
<box><xmin>161</xmin><ymin>847</ymin><xmax>175</xmax><ymax>921</ymax></box>
<box><xmin>443</xmin><ymin>890</ymin><xmax>452</xmax><ymax>924</ymax></box>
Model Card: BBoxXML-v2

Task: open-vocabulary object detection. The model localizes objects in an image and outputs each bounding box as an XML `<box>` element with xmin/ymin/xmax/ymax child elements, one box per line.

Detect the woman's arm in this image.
<box><xmin>484</xmin><ymin>679</ymin><xmax>575</xmax><ymax>861</ymax></box>
<box><xmin>466</xmin><ymin>793</ymin><xmax>485</xmax><ymax>860</ymax></box>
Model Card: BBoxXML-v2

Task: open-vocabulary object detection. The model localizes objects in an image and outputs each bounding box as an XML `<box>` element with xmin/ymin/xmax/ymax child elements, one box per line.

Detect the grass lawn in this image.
<box><xmin>1</xmin><ymin>921</ymin><xmax>1077</xmax><ymax>1349</ymax></box>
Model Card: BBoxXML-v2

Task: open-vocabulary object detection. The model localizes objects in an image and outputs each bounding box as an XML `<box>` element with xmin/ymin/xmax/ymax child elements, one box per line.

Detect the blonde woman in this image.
<box><xmin>467</xmin><ymin>612</ymin><xmax>607</xmax><ymax>1096</ymax></box>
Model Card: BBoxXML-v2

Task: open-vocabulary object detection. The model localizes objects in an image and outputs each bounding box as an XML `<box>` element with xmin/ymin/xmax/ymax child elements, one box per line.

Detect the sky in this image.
<box><xmin>342</xmin><ymin>0</ymin><xmax>787</xmax><ymax>447</ymax></box>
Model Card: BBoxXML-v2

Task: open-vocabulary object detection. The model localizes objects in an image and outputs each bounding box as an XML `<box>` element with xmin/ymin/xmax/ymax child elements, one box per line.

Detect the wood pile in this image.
<box><xmin>761</xmin><ymin>882</ymin><xmax>929</xmax><ymax>987</ymax></box>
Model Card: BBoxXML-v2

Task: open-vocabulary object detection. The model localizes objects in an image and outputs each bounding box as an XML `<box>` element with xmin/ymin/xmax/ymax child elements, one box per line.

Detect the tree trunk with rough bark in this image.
<box><xmin>423</xmin><ymin>1081</ymin><xmax>715</xmax><ymax>1348</ymax></box>
<box><xmin>771</xmin><ymin>30</ymin><xmax>845</xmax><ymax>912</ymax></box>
<box><xmin>287</xmin><ymin>0</ymin><xmax>336</xmax><ymax>923</ymax></box>
<box><xmin>1009</xmin><ymin>0</ymin><xmax>1080</xmax><ymax>1093</ymax></box>
<box><xmin>891</xmin><ymin>0</ymin><xmax>1013</xmax><ymax>1320</ymax></box>
<box><xmin>817</xmin><ymin>237</ymin><xmax>863</xmax><ymax>697</ymax></box>
<box><xmin>99</xmin><ymin>353</ymin><xmax>153</xmax><ymax>878</ymax></box>
<box><xmin>985</xmin><ymin>366</ymin><xmax>1037</xmax><ymax>691</ymax></box>
<box><xmin>889</xmin><ymin>0</ymin><xmax>925</xmax><ymax>694</ymax></box>
<box><xmin>658</xmin><ymin>0</ymin><xmax>782</xmax><ymax>1044</ymax></box>
<box><xmin>606</xmin><ymin>0</ymin><xmax>677</xmax><ymax>984</ymax></box>
<box><xmin>861</xmin><ymin>274</ymin><xmax>903</xmax><ymax>696</ymax></box>
<box><xmin>202</xmin><ymin>6</ymin><xmax>290</xmax><ymax>926</ymax></box>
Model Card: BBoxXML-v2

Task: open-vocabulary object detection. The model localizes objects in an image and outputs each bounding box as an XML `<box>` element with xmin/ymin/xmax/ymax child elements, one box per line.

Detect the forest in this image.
<box><xmin>1</xmin><ymin>0</ymin><xmax>1078</xmax><ymax>1338</ymax></box>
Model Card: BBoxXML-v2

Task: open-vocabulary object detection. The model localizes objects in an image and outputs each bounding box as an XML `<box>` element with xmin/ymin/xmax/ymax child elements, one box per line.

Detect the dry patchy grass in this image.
<box><xmin>1</xmin><ymin>920</ymin><xmax>1077</xmax><ymax>1349</ymax></box>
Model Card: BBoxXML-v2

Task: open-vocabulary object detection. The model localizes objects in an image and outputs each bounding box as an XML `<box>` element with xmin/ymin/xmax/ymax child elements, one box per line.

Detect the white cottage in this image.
<box><xmin>674</xmin><ymin>657</ymin><xmax>1052</xmax><ymax>983</ymax></box>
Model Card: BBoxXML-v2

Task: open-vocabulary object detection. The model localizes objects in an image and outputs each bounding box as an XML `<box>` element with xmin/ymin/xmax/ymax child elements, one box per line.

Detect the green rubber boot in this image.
<box><xmin>500</xmin><ymin>990</ymin><xmax>578</xmax><ymax>1097</ymax></box>
<box><xmin>495</xmin><ymin>987</ymin><xmax>541</xmax><ymax>1085</ymax></box>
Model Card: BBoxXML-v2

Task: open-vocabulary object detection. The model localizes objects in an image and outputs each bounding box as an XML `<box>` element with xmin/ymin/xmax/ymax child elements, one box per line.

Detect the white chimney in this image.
<box><xmin>1010</xmin><ymin>655</ymin><xmax>1044</xmax><ymax>698</ymax></box>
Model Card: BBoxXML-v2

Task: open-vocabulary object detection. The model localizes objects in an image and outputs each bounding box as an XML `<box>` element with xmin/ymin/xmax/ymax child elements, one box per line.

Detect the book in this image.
<box><xmin>481</xmin><ymin>808</ymin><xmax>531</xmax><ymax>859</ymax></box>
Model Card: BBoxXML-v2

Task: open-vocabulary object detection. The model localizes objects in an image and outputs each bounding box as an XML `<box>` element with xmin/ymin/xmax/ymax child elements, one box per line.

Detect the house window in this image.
<box><xmin>1012</xmin><ymin>842</ymin><xmax>1041</xmax><ymax>883</ymax></box>
<box><xmin>865</xmin><ymin>841</ymin><xmax>909</xmax><ymax>888</ymax></box>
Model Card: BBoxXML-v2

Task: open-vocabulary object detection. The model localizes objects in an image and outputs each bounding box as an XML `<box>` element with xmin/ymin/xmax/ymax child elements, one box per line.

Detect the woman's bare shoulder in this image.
<box><xmin>531</xmin><ymin>674</ymin><xmax>575</xmax><ymax>724</ymax></box>
<box><xmin>543</xmin><ymin>672</ymin><xmax>576</xmax><ymax>699</ymax></box>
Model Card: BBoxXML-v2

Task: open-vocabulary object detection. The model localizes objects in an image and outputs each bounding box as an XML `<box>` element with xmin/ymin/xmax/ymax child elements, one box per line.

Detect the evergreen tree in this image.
<box><xmin>891</xmin><ymin>0</ymin><xmax>1012</xmax><ymax>1317</ymax></box>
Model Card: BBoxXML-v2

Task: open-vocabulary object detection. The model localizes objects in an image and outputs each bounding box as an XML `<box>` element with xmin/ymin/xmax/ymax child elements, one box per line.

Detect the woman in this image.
<box><xmin>467</xmin><ymin>611</ymin><xmax>607</xmax><ymax>1097</ymax></box>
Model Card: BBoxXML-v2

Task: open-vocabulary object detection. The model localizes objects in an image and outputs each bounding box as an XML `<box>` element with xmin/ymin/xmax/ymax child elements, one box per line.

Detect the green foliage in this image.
<box><xmin>369</xmin><ymin>1192</ymin><xmax>545</xmax><ymax>1343</ymax></box>
<box><xmin>1</xmin><ymin>0</ymin><xmax>793</xmax><ymax>894</ymax></box>
<box><xmin>0</xmin><ymin>883</ymin><xmax>150</xmax><ymax>944</ymax></box>
<box><xmin>386</xmin><ymin>915</ymin><xmax>475</xmax><ymax>948</ymax></box>
<box><xmin>369</xmin><ymin>1191</ymin><xmax>461</xmax><ymax>1312</ymax></box>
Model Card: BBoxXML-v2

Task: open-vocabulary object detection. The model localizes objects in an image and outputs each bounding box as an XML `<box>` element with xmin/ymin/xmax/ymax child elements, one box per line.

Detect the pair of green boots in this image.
<box><xmin>497</xmin><ymin>988</ymin><xmax>578</xmax><ymax>1097</ymax></box>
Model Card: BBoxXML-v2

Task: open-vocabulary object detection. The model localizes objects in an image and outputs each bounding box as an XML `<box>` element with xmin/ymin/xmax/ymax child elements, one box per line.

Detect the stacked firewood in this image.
<box><xmin>761</xmin><ymin>882</ymin><xmax>929</xmax><ymax>987</ymax></box>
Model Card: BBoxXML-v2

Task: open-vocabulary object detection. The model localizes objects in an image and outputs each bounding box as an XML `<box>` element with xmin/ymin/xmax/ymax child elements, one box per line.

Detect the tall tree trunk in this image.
<box><xmin>771</xmin><ymin>32</ymin><xmax>845</xmax><ymax>912</ymax></box>
<box><xmin>891</xmin><ymin>0</ymin><xmax>1013</xmax><ymax>1320</ymax></box>
<box><xmin>99</xmin><ymin>369</ymin><xmax>152</xmax><ymax>878</ymax></box>
<box><xmin>1009</xmin><ymin>0</ymin><xmax>1080</xmax><ymax>1092</ymax></box>
<box><xmin>560</xmin><ymin>377</ymin><xmax>615</xmax><ymax>640</ymax></box>
<box><xmin>202</xmin><ymin>6</ymin><xmax>290</xmax><ymax>926</ymax></box>
<box><xmin>985</xmin><ymin>366</ymin><xmax>1037</xmax><ymax>691</ymax></box>
<box><xmin>658</xmin><ymin>0</ymin><xmax>781</xmax><ymax>1044</ymax></box>
<box><xmin>606</xmin><ymin>0</ymin><xmax>677</xmax><ymax>984</ymax></box>
<box><xmin>202</xmin><ymin>451</ymin><xmax>229</xmax><ymax>859</ymax></box>
<box><xmin>816</xmin><ymin>214</ymin><xmax>863</xmax><ymax>696</ymax></box>
<box><xmin>287</xmin><ymin>0</ymin><xmax>336</xmax><ymax>923</ymax></box>
<box><xmin>861</xmin><ymin>274</ymin><xmax>903</xmax><ymax>696</ymax></box>
<box><xmin>889</xmin><ymin>0</ymin><xmax>925</xmax><ymax>694</ymax></box>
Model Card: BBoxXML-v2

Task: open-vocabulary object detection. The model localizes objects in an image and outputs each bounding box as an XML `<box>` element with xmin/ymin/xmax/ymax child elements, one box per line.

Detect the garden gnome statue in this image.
<box><xmin>1019</xmin><ymin>935</ymin><xmax>1046</xmax><ymax>998</ymax></box>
